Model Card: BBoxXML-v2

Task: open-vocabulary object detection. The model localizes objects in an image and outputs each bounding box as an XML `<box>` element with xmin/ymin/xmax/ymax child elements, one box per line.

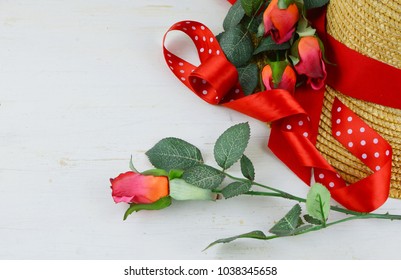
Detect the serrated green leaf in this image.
<box><xmin>303</xmin><ymin>214</ymin><xmax>323</xmax><ymax>225</ymax></box>
<box><xmin>242</xmin><ymin>11</ymin><xmax>263</xmax><ymax>34</ymax></box>
<box><xmin>306</xmin><ymin>183</ymin><xmax>331</xmax><ymax>224</ymax></box>
<box><xmin>237</xmin><ymin>64</ymin><xmax>259</xmax><ymax>95</ymax></box>
<box><xmin>214</xmin><ymin>123</ymin><xmax>251</xmax><ymax>170</ymax></box>
<box><xmin>216</xmin><ymin>32</ymin><xmax>224</xmax><ymax>43</ymax></box>
<box><xmin>219</xmin><ymin>26</ymin><xmax>254</xmax><ymax>67</ymax></box>
<box><xmin>269</xmin><ymin>204</ymin><xmax>302</xmax><ymax>236</ymax></box>
<box><xmin>221</xmin><ymin>181</ymin><xmax>252</xmax><ymax>199</ymax></box>
<box><xmin>253</xmin><ymin>36</ymin><xmax>291</xmax><ymax>55</ymax></box>
<box><xmin>182</xmin><ymin>165</ymin><xmax>225</xmax><ymax>190</ymax></box>
<box><xmin>292</xmin><ymin>224</ymin><xmax>315</xmax><ymax>235</ymax></box>
<box><xmin>240</xmin><ymin>155</ymin><xmax>255</xmax><ymax>181</ymax></box>
<box><xmin>204</xmin><ymin>230</ymin><xmax>267</xmax><ymax>250</ymax></box>
<box><xmin>304</xmin><ymin>0</ymin><xmax>329</xmax><ymax>10</ymax></box>
<box><xmin>223</xmin><ymin>1</ymin><xmax>246</xmax><ymax>31</ymax></box>
<box><xmin>146</xmin><ymin>137</ymin><xmax>203</xmax><ymax>172</ymax></box>
<box><xmin>241</xmin><ymin>0</ymin><xmax>263</xmax><ymax>17</ymax></box>
<box><xmin>123</xmin><ymin>197</ymin><xmax>171</xmax><ymax>220</ymax></box>
<box><xmin>297</xmin><ymin>217</ymin><xmax>304</xmax><ymax>227</ymax></box>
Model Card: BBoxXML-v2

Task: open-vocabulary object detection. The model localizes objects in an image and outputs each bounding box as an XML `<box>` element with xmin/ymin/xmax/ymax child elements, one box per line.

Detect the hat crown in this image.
<box><xmin>327</xmin><ymin>0</ymin><xmax>401</xmax><ymax>69</ymax></box>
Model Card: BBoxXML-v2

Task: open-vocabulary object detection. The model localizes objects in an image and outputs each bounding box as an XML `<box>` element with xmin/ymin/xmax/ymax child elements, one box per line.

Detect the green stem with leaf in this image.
<box><xmin>141</xmin><ymin>122</ymin><xmax>401</xmax><ymax>249</ymax></box>
<box><xmin>222</xmin><ymin>171</ymin><xmax>377</xmax><ymax>217</ymax></box>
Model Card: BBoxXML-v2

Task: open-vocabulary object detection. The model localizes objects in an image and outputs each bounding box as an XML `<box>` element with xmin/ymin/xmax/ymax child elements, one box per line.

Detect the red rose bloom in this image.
<box><xmin>110</xmin><ymin>171</ymin><xmax>169</xmax><ymax>204</ymax></box>
<box><xmin>294</xmin><ymin>36</ymin><xmax>327</xmax><ymax>90</ymax></box>
<box><xmin>263</xmin><ymin>0</ymin><xmax>300</xmax><ymax>44</ymax></box>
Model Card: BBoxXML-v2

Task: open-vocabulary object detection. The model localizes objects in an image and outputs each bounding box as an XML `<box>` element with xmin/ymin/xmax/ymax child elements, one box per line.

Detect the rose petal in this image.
<box><xmin>262</xmin><ymin>65</ymin><xmax>274</xmax><ymax>90</ymax></box>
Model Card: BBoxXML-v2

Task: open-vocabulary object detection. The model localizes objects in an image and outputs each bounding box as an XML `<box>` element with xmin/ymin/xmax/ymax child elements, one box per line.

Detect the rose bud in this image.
<box><xmin>262</xmin><ymin>62</ymin><xmax>297</xmax><ymax>94</ymax></box>
<box><xmin>263</xmin><ymin>0</ymin><xmax>300</xmax><ymax>44</ymax></box>
<box><xmin>110</xmin><ymin>171</ymin><xmax>169</xmax><ymax>204</ymax></box>
<box><xmin>293</xmin><ymin>36</ymin><xmax>327</xmax><ymax>90</ymax></box>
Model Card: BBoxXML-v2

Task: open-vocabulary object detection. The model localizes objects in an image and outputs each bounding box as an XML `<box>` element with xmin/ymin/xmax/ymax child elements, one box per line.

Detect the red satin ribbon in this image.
<box><xmin>162</xmin><ymin>2</ymin><xmax>398</xmax><ymax>212</ymax></box>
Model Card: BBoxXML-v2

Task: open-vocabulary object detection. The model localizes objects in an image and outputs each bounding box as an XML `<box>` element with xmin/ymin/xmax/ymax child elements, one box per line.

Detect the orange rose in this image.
<box><xmin>110</xmin><ymin>171</ymin><xmax>169</xmax><ymax>204</ymax></box>
<box><xmin>263</xmin><ymin>0</ymin><xmax>300</xmax><ymax>44</ymax></box>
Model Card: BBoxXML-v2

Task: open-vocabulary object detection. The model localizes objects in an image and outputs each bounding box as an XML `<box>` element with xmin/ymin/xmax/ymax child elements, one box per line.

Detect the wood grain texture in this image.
<box><xmin>1</xmin><ymin>0</ymin><xmax>401</xmax><ymax>259</ymax></box>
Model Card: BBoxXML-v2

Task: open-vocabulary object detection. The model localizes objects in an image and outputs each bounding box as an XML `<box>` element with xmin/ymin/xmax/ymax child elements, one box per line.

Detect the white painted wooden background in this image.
<box><xmin>1</xmin><ymin>0</ymin><xmax>401</xmax><ymax>260</ymax></box>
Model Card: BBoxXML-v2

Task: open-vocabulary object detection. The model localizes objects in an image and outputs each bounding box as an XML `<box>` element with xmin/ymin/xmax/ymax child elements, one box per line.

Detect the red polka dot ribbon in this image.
<box><xmin>162</xmin><ymin>17</ymin><xmax>393</xmax><ymax>212</ymax></box>
<box><xmin>163</xmin><ymin>21</ymin><xmax>243</xmax><ymax>104</ymax></box>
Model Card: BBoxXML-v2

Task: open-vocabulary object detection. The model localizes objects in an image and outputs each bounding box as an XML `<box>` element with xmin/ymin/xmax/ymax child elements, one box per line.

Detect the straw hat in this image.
<box><xmin>315</xmin><ymin>0</ymin><xmax>401</xmax><ymax>198</ymax></box>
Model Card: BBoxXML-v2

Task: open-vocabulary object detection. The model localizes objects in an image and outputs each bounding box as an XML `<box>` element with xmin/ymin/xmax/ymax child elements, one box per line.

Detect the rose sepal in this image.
<box><xmin>123</xmin><ymin>196</ymin><xmax>172</xmax><ymax>220</ymax></box>
<box><xmin>141</xmin><ymin>168</ymin><xmax>169</xmax><ymax>177</ymax></box>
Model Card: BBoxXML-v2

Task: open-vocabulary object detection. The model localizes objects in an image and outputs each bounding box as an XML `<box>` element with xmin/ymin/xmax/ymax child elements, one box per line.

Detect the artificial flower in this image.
<box><xmin>110</xmin><ymin>171</ymin><xmax>169</xmax><ymax>204</ymax></box>
<box><xmin>293</xmin><ymin>36</ymin><xmax>327</xmax><ymax>90</ymax></box>
<box><xmin>263</xmin><ymin>0</ymin><xmax>300</xmax><ymax>44</ymax></box>
<box><xmin>262</xmin><ymin>62</ymin><xmax>297</xmax><ymax>94</ymax></box>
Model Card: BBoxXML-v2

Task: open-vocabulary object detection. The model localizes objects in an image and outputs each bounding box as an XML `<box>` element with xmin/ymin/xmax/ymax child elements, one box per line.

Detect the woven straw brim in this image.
<box><xmin>316</xmin><ymin>0</ymin><xmax>401</xmax><ymax>198</ymax></box>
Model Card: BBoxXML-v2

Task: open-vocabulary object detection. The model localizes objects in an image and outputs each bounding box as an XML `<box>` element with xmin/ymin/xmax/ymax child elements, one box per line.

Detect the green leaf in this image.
<box><xmin>297</xmin><ymin>216</ymin><xmax>304</xmax><ymax>227</ymax></box>
<box><xmin>219</xmin><ymin>26</ymin><xmax>254</xmax><ymax>67</ymax></box>
<box><xmin>241</xmin><ymin>0</ymin><xmax>263</xmax><ymax>17</ymax></box>
<box><xmin>182</xmin><ymin>165</ymin><xmax>225</xmax><ymax>190</ymax></box>
<box><xmin>221</xmin><ymin>181</ymin><xmax>252</xmax><ymax>199</ymax></box>
<box><xmin>204</xmin><ymin>230</ymin><xmax>267</xmax><ymax>250</ymax></box>
<box><xmin>303</xmin><ymin>214</ymin><xmax>323</xmax><ymax>225</ymax></box>
<box><xmin>242</xmin><ymin>11</ymin><xmax>263</xmax><ymax>34</ymax></box>
<box><xmin>146</xmin><ymin>137</ymin><xmax>203</xmax><ymax>172</ymax></box>
<box><xmin>223</xmin><ymin>1</ymin><xmax>246</xmax><ymax>31</ymax></box>
<box><xmin>304</xmin><ymin>0</ymin><xmax>329</xmax><ymax>10</ymax></box>
<box><xmin>141</xmin><ymin>168</ymin><xmax>168</xmax><ymax>176</ymax></box>
<box><xmin>237</xmin><ymin>64</ymin><xmax>259</xmax><ymax>95</ymax></box>
<box><xmin>253</xmin><ymin>36</ymin><xmax>291</xmax><ymax>55</ymax></box>
<box><xmin>214</xmin><ymin>123</ymin><xmax>251</xmax><ymax>170</ymax></box>
<box><xmin>269</xmin><ymin>204</ymin><xmax>302</xmax><ymax>236</ymax></box>
<box><xmin>123</xmin><ymin>197</ymin><xmax>171</xmax><ymax>220</ymax></box>
<box><xmin>293</xmin><ymin>224</ymin><xmax>315</xmax><ymax>235</ymax></box>
<box><xmin>240</xmin><ymin>155</ymin><xmax>255</xmax><ymax>181</ymax></box>
<box><xmin>306</xmin><ymin>183</ymin><xmax>331</xmax><ymax>224</ymax></box>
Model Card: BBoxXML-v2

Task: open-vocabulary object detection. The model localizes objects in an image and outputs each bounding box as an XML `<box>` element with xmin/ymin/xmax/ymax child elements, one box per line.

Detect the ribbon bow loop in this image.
<box><xmin>189</xmin><ymin>55</ymin><xmax>238</xmax><ymax>104</ymax></box>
